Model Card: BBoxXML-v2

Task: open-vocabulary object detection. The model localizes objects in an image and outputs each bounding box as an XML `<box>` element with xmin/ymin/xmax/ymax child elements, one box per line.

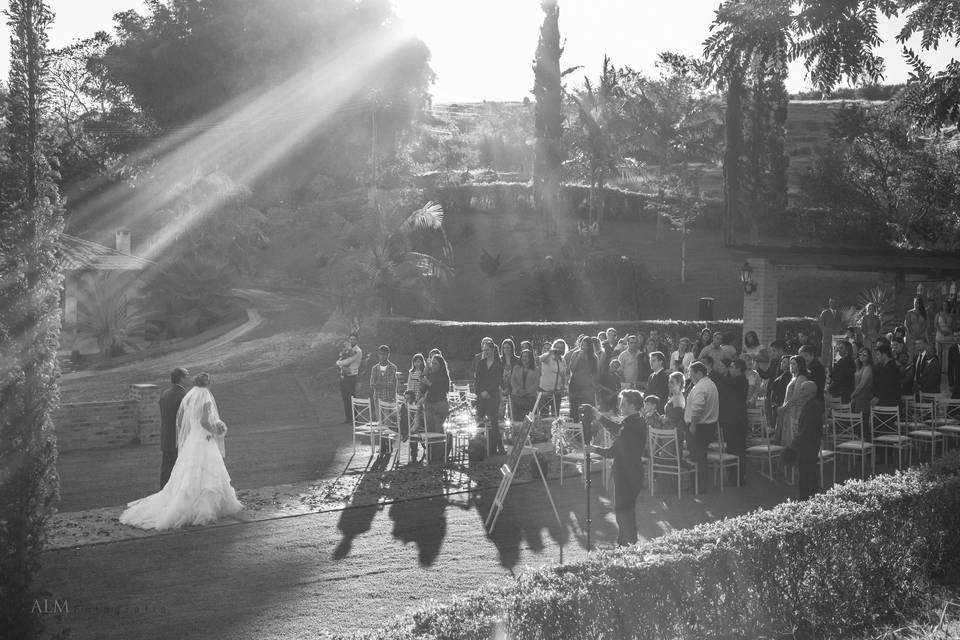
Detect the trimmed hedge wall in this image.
<box><xmin>423</xmin><ymin>180</ymin><xmax>724</xmax><ymax>223</ymax></box>
<box><xmin>351</xmin><ymin>454</ymin><xmax>960</xmax><ymax>640</ymax></box>
<box><xmin>375</xmin><ymin>317</ymin><xmax>818</xmax><ymax>362</ymax></box>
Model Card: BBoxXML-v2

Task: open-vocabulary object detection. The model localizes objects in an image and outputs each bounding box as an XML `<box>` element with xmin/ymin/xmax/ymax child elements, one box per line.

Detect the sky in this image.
<box><xmin>1</xmin><ymin>0</ymin><xmax>957</xmax><ymax>103</ymax></box>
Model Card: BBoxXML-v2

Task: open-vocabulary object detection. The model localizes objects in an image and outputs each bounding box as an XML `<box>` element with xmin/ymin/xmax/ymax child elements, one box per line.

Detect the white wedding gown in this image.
<box><xmin>120</xmin><ymin>387</ymin><xmax>242</xmax><ymax>530</ymax></box>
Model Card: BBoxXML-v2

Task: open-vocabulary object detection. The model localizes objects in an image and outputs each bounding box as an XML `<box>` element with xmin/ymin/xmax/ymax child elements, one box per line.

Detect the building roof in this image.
<box><xmin>729</xmin><ymin>244</ymin><xmax>960</xmax><ymax>277</ymax></box>
<box><xmin>60</xmin><ymin>234</ymin><xmax>153</xmax><ymax>271</ymax></box>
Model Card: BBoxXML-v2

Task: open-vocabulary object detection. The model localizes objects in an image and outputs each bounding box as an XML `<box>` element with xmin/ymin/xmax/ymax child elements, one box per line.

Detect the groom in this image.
<box><xmin>160</xmin><ymin>367</ymin><xmax>189</xmax><ymax>488</ymax></box>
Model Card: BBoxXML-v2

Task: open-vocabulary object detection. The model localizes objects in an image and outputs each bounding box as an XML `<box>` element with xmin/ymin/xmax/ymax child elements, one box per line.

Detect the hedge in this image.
<box><xmin>375</xmin><ymin>317</ymin><xmax>819</xmax><ymax>362</ymax></box>
<box><xmin>348</xmin><ymin>453</ymin><xmax>960</xmax><ymax>640</ymax></box>
<box><xmin>421</xmin><ymin>180</ymin><xmax>724</xmax><ymax>224</ymax></box>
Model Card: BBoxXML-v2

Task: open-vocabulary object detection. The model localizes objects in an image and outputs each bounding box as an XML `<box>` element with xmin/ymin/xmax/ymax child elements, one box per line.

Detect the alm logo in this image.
<box><xmin>32</xmin><ymin>599</ymin><xmax>69</xmax><ymax>614</ymax></box>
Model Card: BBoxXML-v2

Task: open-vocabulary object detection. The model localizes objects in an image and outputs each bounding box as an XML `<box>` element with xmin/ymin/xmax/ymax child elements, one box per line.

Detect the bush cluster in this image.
<box><xmin>351</xmin><ymin>454</ymin><xmax>960</xmax><ymax>640</ymax></box>
<box><xmin>376</xmin><ymin>317</ymin><xmax>818</xmax><ymax>362</ymax></box>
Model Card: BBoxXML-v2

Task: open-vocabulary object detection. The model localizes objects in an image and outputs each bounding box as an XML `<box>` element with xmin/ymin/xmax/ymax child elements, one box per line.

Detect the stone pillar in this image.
<box><xmin>129</xmin><ymin>383</ymin><xmax>161</xmax><ymax>445</ymax></box>
<box><xmin>742</xmin><ymin>258</ymin><xmax>779</xmax><ymax>347</ymax></box>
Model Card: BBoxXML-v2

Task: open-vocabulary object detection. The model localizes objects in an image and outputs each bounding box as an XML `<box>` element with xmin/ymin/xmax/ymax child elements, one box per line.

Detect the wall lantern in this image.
<box><xmin>740</xmin><ymin>261</ymin><xmax>757</xmax><ymax>295</ymax></box>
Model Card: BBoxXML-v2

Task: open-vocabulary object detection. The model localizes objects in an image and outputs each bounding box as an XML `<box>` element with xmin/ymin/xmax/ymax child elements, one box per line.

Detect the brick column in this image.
<box><xmin>129</xmin><ymin>383</ymin><xmax>162</xmax><ymax>445</ymax></box>
<box><xmin>742</xmin><ymin>258</ymin><xmax>779</xmax><ymax>348</ymax></box>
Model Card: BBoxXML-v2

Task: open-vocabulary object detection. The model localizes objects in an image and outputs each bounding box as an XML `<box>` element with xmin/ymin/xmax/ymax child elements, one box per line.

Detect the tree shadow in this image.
<box><xmin>385</xmin><ymin>468</ymin><xmax>448</xmax><ymax>567</ymax></box>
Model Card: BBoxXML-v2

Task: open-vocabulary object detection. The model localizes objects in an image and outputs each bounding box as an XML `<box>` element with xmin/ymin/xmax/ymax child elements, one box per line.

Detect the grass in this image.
<box><xmin>854</xmin><ymin>586</ymin><xmax>960</xmax><ymax>640</ymax></box>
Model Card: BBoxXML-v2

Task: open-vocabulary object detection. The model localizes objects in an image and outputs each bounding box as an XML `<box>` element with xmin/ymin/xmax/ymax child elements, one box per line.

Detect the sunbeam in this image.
<box><xmin>66</xmin><ymin>22</ymin><xmax>415</xmax><ymax>263</ymax></box>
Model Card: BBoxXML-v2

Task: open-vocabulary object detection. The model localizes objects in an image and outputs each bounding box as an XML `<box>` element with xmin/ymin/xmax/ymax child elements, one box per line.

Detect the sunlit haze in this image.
<box><xmin>2</xmin><ymin>0</ymin><xmax>957</xmax><ymax>103</ymax></box>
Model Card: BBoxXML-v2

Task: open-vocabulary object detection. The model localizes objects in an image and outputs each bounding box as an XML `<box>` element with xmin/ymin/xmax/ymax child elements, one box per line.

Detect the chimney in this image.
<box><xmin>115</xmin><ymin>229</ymin><xmax>131</xmax><ymax>255</ymax></box>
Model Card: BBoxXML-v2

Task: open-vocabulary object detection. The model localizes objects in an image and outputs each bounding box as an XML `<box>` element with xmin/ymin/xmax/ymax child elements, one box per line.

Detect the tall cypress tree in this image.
<box><xmin>0</xmin><ymin>1</ymin><xmax>64</xmax><ymax>637</ymax></box>
<box><xmin>532</xmin><ymin>0</ymin><xmax>564</xmax><ymax>236</ymax></box>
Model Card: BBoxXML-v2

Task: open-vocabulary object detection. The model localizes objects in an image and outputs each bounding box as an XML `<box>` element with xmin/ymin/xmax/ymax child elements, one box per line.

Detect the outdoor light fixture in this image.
<box><xmin>740</xmin><ymin>261</ymin><xmax>757</xmax><ymax>295</ymax></box>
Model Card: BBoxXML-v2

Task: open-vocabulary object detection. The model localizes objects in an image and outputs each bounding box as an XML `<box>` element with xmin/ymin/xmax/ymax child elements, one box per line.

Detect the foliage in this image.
<box><xmin>376</xmin><ymin>317</ymin><xmax>817</xmax><ymax>362</ymax></box>
<box><xmin>76</xmin><ymin>273</ymin><xmax>151</xmax><ymax>356</ymax></box>
<box><xmin>798</xmin><ymin>103</ymin><xmax>960</xmax><ymax>250</ymax></box>
<box><xmin>140</xmin><ymin>257</ymin><xmax>238</xmax><ymax>339</ymax></box>
<box><xmin>854</xmin><ymin>285</ymin><xmax>898</xmax><ymax>330</ymax></box>
<box><xmin>335</xmin><ymin>196</ymin><xmax>453</xmax><ymax>319</ymax></box>
<box><xmin>354</xmin><ymin>453</ymin><xmax>960</xmax><ymax>640</ymax></box>
<box><xmin>0</xmin><ymin>1</ymin><xmax>64</xmax><ymax>637</ymax></box>
<box><xmin>532</xmin><ymin>0</ymin><xmax>570</xmax><ymax>235</ymax></box>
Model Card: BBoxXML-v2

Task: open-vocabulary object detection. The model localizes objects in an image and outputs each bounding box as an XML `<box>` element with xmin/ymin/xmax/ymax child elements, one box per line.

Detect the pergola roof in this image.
<box><xmin>60</xmin><ymin>234</ymin><xmax>153</xmax><ymax>271</ymax></box>
<box><xmin>729</xmin><ymin>244</ymin><xmax>960</xmax><ymax>277</ymax></box>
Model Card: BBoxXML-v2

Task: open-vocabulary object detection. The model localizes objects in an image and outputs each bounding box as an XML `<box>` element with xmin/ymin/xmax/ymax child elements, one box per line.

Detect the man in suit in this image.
<box><xmin>160</xmin><ymin>367</ymin><xmax>189</xmax><ymax>488</ymax></box>
<box><xmin>872</xmin><ymin>345</ymin><xmax>900</xmax><ymax>407</ymax></box>
<box><xmin>914</xmin><ymin>337</ymin><xmax>941</xmax><ymax>394</ymax></box>
<box><xmin>828</xmin><ymin>340</ymin><xmax>856</xmax><ymax>403</ymax></box>
<box><xmin>799</xmin><ymin>345</ymin><xmax>826</xmax><ymax>401</ymax></box>
<box><xmin>587</xmin><ymin>390</ymin><xmax>648</xmax><ymax>546</ymax></box>
<box><xmin>646</xmin><ymin>351</ymin><xmax>669</xmax><ymax>412</ymax></box>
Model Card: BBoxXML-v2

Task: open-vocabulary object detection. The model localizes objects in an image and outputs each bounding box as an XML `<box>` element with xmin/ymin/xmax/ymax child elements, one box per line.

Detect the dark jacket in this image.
<box><xmin>807</xmin><ymin>359</ymin><xmax>826</xmax><ymax>400</ymax></box>
<box><xmin>828</xmin><ymin>355</ymin><xmax>856</xmax><ymax>403</ymax></box>
<box><xmin>874</xmin><ymin>359</ymin><xmax>901</xmax><ymax>407</ymax></box>
<box><xmin>792</xmin><ymin>396</ymin><xmax>824</xmax><ymax>458</ymax></box>
<box><xmin>159</xmin><ymin>384</ymin><xmax>188</xmax><ymax>452</ymax></box>
<box><xmin>915</xmin><ymin>351</ymin><xmax>941</xmax><ymax>394</ymax></box>
<box><xmin>475</xmin><ymin>356</ymin><xmax>503</xmax><ymax>398</ymax></box>
<box><xmin>595</xmin><ymin>413</ymin><xmax>647</xmax><ymax>490</ymax></box>
<box><xmin>646</xmin><ymin>368</ymin><xmax>669</xmax><ymax>412</ymax></box>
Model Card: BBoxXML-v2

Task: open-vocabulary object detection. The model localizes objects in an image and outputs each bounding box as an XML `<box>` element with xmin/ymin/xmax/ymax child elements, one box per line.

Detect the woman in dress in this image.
<box><xmin>420</xmin><ymin>354</ymin><xmax>451</xmax><ymax>463</ymax></box>
<box><xmin>776</xmin><ymin>356</ymin><xmax>808</xmax><ymax>448</ymax></box>
<box><xmin>539</xmin><ymin>339</ymin><xmax>568</xmax><ymax>416</ymax></box>
<box><xmin>742</xmin><ymin>353</ymin><xmax>762</xmax><ymax>408</ymax></box>
<box><xmin>120</xmin><ymin>373</ymin><xmax>241</xmax><ymax>530</ymax></box>
<box><xmin>407</xmin><ymin>353</ymin><xmax>426</xmax><ymax>396</ymax></box>
<box><xmin>905</xmin><ymin>297</ymin><xmax>927</xmax><ymax>357</ymax></box>
<box><xmin>568</xmin><ymin>337</ymin><xmax>599</xmax><ymax>422</ymax></box>
<box><xmin>500</xmin><ymin>339</ymin><xmax>520</xmax><ymax>421</ymax></box>
<box><xmin>510</xmin><ymin>348</ymin><xmax>539</xmax><ymax>420</ymax></box>
<box><xmin>850</xmin><ymin>347</ymin><xmax>875</xmax><ymax>437</ymax></box>
<box><xmin>860</xmin><ymin>303</ymin><xmax>882</xmax><ymax>350</ymax></box>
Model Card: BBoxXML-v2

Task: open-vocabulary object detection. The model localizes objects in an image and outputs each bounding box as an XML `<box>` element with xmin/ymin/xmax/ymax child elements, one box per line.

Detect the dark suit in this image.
<box><xmin>646</xmin><ymin>368</ymin><xmax>669</xmax><ymax>412</ymax></box>
<box><xmin>915</xmin><ymin>350</ymin><xmax>941</xmax><ymax>394</ymax></box>
<box><xmin>159</xmin><ymin>384</ymin><xmax>187</xmax><ymax>487</ymax></box>
<box><xmin>595</xmin><ymin>413</ymin><xmax>647</xmax><ymax>546</ymax></box>
<box><xmin>874</xmin><ymin>359</ymin><xmax>900</xmax><ymax>407</ymax></box>
<box><xmin>828</xmin><ymin>356</ymin><xmax>856</xmax><ymax>403</ymax></box>
<box><xmin>806</xmin><ymin>359</ymin><xmax>826</xmax><ymax>401</ymax></box>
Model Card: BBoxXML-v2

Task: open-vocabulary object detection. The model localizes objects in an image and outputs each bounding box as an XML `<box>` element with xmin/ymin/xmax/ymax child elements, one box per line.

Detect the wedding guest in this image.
<box><xmin>720</xmin><ymin>333</ymin><xmax>739</xmax><ymax>360</ymax></box>
<box><xmin>726</xmin><ymin>359</ymin><xmax>749</xmax><ymax>483</ymax></box>
<box><xmin>500</xmin><ymin>339</ymin><xmax>520</xmax><ymax>420</ymax></box>
<box><xmin>898</xmin><ymin>351</ymin><xmax>916</xmax><ymax>399</ymax></box>
<box><xmin>335</xmin><ymin>332</ymin><xmax>362</xmax><ymax>424</ymax></box>
<box><xmin>777</xmin><ymin>356</ymin><xmax>808</xmax><ymax>448</ymax></box>
<box><xmin>742</xmin><ymin>354</ymin><xmax>761</xmax><ymax>408</ymax></box>
<box><xmin>420</xmin><ymin>354</ymin><xmax>450</xmax><ymax>463</ymax></box>
<box><xmin>768</xmin><ymin>355</ymin><xmax>792</xmax><ymax>431</ymax></box>
<box><xmin>818</xmin><ymin>297</ymin><xmax>844</xmax><ymax>364</ymax></box>
<box><xmin>860</xmin><ymin>303</ymin><xmax>882</xmax><ymax>349</ymax></box>
<box><xmin>671</xmin><ymin>337</ymin><xmax>695</xmax><ymax>376</ymax></box>
<box><xmin>598</xmin><ymin>359</ymin><xmax>623</xmax><ymax>411</ymax></box>
<box><xmin>914</xmin><ymin>337</ymin><xmax>941</xmax><ymax>395</ymax></box>
<box><xmin>510</xmin><ymin>349</ymin><xmax>539</xmax><ymax>420</ymax></box>
<box><xmin>369</xmin><ymin>345</ymin><xmax>398</xmax><ymax>415</ymax></box>
<box><xmin>617</xmin><ymin>335</ymin><xmax>643</xmax><ymax>389</ymax></box>
<box><xmin>539</xmin><ymin>339</ymin><xmax>568</xmax><ymax>416</ymax></box>
<box><xmin>665</xmin><ymin>371</ymin><xmax>688</xmax><ymax>452</ymax></box>
<box><xmin>872</xmin><ymin>344</ymin><xmax>900</xmax><ymax>408</ymax></box>
<box><xmin>159</xmin><ymin>367</ymin><xmax>189</xmax><ymax>488</ymax></box>
<box><xmin>905</xmin><ymin>297</ymin><xmax>927</xmax><ymax>357</ymax></box>
<box><xmin>475</xmin><ymin>339</ymin><xmax>505</xmax><ymax>456</ymax></box>
<box><xmin>646</xmin><ymin>351</ymin><xmax>669</xmax><ymax>412</ymax></box>
<box><xmin>786</xmin><ymin>381</ymin><xmax>823</xmax><ymax>500</ymax></box>
<box><xmin>693</xmin><ymin>328</ymin><xmax>712</xmax><ymax>359</ymax></box>
<box><xmin>851</xmin><ymin>347</ymin><xmax>875</xmax><ymax>436</ymax></box>
<box><xmin>799</xmin><ymin>345</ymin><xmax>826</xmax><ymax>401</ymax></box>
<box><xmin>568</xmin><ymin>337</ymin><xmax>600</xmax><ymax>422</ymax></box>
<box><xmin>685</xmin><ymin>362</ymin><xmax>719</xmax><ymax>493</ymax></box>
<box><xmin>699</xmin><ymin>330</ymin><xmax>727</xmax><ymax>365</ymax></box>
<box><xmin>407</xmin><ymin>353</ymin><xmax>426</xmax><ymax>396</ymax></box>
<box><xmin>743</xmin><ymin>331</ymin><xmax>761</xmax><ymax>358</ymax></box>
<box><xmin>828</xmin><ymin>341</ymin><xmax>856</xmax><ymax>403</ymax></box>
<box><xmin>586</xmin><ymin>390</ymin><xmax>648</xmax><ymax>546</ymax></box>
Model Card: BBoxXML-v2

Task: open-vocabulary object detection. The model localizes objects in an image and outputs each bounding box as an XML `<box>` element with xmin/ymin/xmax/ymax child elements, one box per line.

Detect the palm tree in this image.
<box><xmin>362</xmin><ymin>201</ymin><xmax>453</xmax><ymax>317</ymax></box>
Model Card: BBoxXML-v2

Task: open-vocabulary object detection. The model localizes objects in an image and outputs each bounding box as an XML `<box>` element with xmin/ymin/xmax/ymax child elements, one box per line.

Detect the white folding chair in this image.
<box><xmin>648</xmin><ymin>427</ymin><xmax>697</xmax><ymax>499</ymax></box>
<box><xmin>746</xmin><ymin>407</ymin><xmax>785</xmax><ymax>482</ymax></box>
<box><xmin>706</xmin><ymin>424</ymin><xmax>740</xmax><ymax>491</ymax></box>
<box><xmin>351</xmin><ymin>397</ymin><xmax>378</xmax><ymax>454</ymax></box>
<box><xmin>818</xmin><ymin>417</ymin><xmax>836</xmax><ymax>489</ymax></box>
<box><xmin>553</xmin><ymin>418</ymin><xmax>602</xmax><ymax>486</ymax></box>
<box><xmin>906</xmin><ymin>400</ymin><xmax>943</xmax><ymax>463</ymax></box>
<box><xmin>409</xmin><ymin>404</ymin><xmax>447</xmax><ymax>466</ymax></box>
<box><xmin>832</xmin><ymin>410</ymin><xmax>875</xmax><ymax>478</ymax></box>
<box><xmin>871</xmin><ymin>405</ymin><xmax>911</xmax><ymax>470</ymax></box>
<box><xmin>935</xmin><ymin>398</ymin><xmax>960</xmax><ymax>450</ymax></box>
<box><xmin>377</xmin><ymin>401</ymin><xmax>403</xmax><ymax>466</ymax></box>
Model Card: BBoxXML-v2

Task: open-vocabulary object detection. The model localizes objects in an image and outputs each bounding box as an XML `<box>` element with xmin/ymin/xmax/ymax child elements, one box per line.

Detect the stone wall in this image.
<box><xmin>54</xmin><ymin>384</ymin><xmax>161</xmax><ymax>452</ymax></box>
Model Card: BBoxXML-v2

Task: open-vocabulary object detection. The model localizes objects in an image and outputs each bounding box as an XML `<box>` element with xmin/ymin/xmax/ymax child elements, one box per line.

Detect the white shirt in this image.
<box><xmin>684</xmin><ymin>376</ymin><xmax>719</xmax><ymax>425</ymax></box>
<box><xmin>335</xmin><ymin>345</ymin><xmax>362</xmax><ymax>376</ymax></box>
<box><xmin>618</xmin><ymin>349</ymin><xmax>641</xmax><ymax>386</ymax></box>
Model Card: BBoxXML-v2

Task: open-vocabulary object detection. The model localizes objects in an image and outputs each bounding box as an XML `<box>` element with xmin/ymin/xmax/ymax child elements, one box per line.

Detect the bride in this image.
<box><xmin>120</xmin><ymin>373</ymin><xmax>242</xmax><ymax>530</ymax></box>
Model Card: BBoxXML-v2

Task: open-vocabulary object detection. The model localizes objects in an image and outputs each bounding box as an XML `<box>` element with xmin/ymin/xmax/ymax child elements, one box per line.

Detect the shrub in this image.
<box><xmin>351</xmin><ymin>454</ymin><xmax>960</xmax><ymax>640</ymax></box>
<box><xmin>376</xmin><ymin>318</ymin><xmax>818</xmax><ymax>361</ymax></box>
